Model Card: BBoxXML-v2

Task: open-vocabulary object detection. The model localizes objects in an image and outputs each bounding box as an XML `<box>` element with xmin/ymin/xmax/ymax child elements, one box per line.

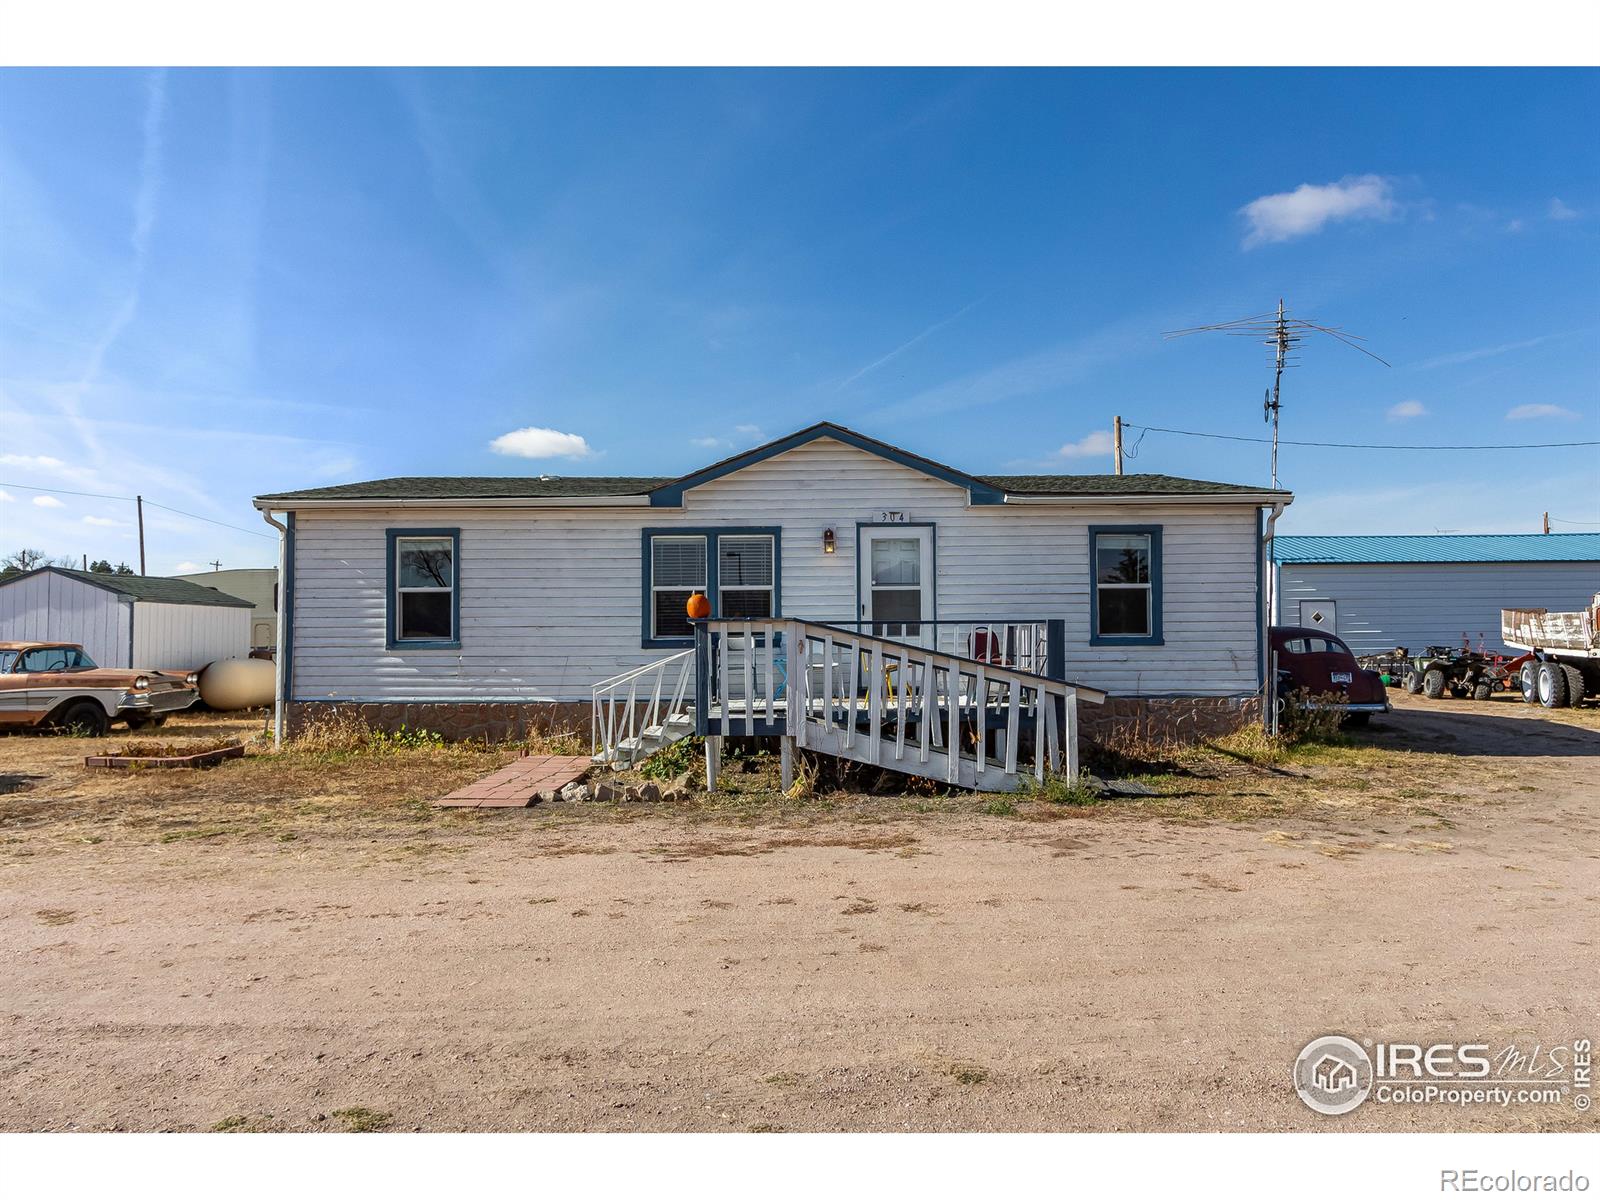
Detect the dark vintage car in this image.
<box><xmin>1269</xmin><ymin>626</ymin><xmax>1390</xmax><ymax>726</ymax></box>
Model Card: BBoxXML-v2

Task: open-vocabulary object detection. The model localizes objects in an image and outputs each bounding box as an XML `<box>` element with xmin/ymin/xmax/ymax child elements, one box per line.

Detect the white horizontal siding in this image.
<box><xmin>1277</xmin><ymin>560</ymin><xmax>1600</xmax><ymax>656</ymax></box>
<box><xmin>131</xmin><ymin>602</ymin><xmax>253</xmax><ymax>671</ymax></box>
<box><xmin>0</xmin><ymin>571</ymin><xmax>132</xmax><ymax>667</ymax></box>
<box><xmin>290</xmin><ymin>438</ymin><xmax>1265</xmax><ymax>702</ymax></box>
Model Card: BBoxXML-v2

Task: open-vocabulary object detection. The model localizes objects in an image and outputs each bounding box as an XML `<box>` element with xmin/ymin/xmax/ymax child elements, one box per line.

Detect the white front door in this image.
<box><xmin>858</xmin><ymin>525</ymin><xmax>934</xmax><ymax>637</ymax></box>
<box><xmin>1299</xmin><ymin>599</ymin><xmax>1337</xmax><ymax>633</ymax></box>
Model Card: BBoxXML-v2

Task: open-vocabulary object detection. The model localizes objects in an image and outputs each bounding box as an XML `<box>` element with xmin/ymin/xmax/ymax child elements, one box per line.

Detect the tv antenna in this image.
<box><xmin>1164</xmin><ymin>299</ymin><xmax>1390</xmax><ymax>488</ymax></box>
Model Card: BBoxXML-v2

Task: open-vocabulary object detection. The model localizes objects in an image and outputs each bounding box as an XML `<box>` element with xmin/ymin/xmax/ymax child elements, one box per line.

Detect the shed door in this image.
<box><xmin>1299</xmin><ymin>599</ymin><xmax>1337</xmax><ymax>633</ymax></box>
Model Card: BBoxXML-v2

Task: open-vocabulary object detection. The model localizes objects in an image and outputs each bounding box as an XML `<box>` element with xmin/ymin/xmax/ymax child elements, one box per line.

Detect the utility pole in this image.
<box><xmin>1113</xmin><ymin>415</ymin><xmax>1124</xmax><ymax>475</ymax></box>
<box><xmin>136</xmin><ymin>495</ymin><xmax>146</xmax><ymax>575</ymax></box>
<box><xmin>1543</xmin><ymin>511</ymin><xmax>1550</xmax><ymax>535</ymax></box>
<box><xmin>210</xmin><ymin>559</ymin><xmax>222</xmax><ymax>572</ymax></box>
<box><xmin>1267</xmin><ymin>298</ymin><xmax>1287</xmax><ymax>490</ymax></box>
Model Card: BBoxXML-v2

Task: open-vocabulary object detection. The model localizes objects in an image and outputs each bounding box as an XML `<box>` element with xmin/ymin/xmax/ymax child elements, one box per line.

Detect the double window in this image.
<box><xmin>387</xmin><ymin>528</ymin><xmax>460</xmax><ymax>649</ymax></box>
<box><xmin>1089</xmin><ymin>526</ymin><xmax>1163</xmax><ymax>645</ymax></box>
<box><xmin>642</xmin><ymin>528</ymin><xmax>779</xmax><ymax>645</ymax></box>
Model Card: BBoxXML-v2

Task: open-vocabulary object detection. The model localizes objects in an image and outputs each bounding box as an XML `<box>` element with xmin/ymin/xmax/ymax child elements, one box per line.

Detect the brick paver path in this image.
<box><xmin>436</xmin><ymin>754</ymin><xmax>592</xmax><ymax>808</ymax></box>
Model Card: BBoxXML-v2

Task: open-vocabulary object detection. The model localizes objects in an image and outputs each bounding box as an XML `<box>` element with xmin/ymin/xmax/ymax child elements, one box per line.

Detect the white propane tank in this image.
<box><xmin>198</xmin><ymin>657</ymin><xmax>276</xmax><ymax>711</ymax></box>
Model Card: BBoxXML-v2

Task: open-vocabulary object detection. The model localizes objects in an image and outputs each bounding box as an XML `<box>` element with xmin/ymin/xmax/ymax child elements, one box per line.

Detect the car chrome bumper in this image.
<box><xmin>118</xmin><ymin>689</ymin><xmax>199</xmax><ymax>715</ymax></box>
<box><xmin>1304</xmin><ymin>700</ymin><xmax>1390</xmax><ymax>714</ymax></box>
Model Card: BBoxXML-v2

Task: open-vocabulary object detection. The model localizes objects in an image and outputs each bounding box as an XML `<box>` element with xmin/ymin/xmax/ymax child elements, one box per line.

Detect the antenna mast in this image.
<box><xmin>1165</xmin><ymin>299</ymin><xmax>1389</xmax><ymax>489</ymax></box>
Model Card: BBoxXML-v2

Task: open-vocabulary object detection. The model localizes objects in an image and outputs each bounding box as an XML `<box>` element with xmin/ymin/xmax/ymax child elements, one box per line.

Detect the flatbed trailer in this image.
<box><xmin>1501</xmin><ymin>593</ymin><xmax>1600</xmax><ymax>709</ymax></box>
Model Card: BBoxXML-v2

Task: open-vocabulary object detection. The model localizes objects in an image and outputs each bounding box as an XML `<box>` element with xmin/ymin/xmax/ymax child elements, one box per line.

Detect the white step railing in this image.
<box><xmin>695</xmin><ymin>619</ymin><xmax>1105</xmax><ymax>792</ymax></box>
<box><xmin>591</xmin><ymin>649</ymin><xmax>695</xmax><ymax>766</ymax></box>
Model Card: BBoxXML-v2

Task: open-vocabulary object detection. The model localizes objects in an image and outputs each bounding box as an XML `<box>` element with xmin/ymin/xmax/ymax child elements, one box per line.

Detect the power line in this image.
<box><xmin>0</xmin><ymin>480</ymin><xmax>275</xmax><ymax>540</ymax></box>
<box><xmin>1123</xmin><ymin>424</ymin><xmax>1600</xmax><ymax>452</ymax></box>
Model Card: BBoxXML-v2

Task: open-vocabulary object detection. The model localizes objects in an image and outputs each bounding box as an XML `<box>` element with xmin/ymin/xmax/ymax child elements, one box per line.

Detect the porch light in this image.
<box><xmin>822</xmin><ymin>527</ymin><xmax>836</xmax><ymax>554</ymax></box>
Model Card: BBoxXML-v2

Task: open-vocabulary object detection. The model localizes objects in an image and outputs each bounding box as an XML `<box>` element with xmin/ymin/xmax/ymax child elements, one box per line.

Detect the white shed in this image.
<box><xmin>0</xmin><ymin>567</ymin><xmax>253</xmax><ymax>671</ymax></box>
<box><xmin>171</xmin><ymin>567</ymin><xmax>279</xmax><ymax>650</ymax></box>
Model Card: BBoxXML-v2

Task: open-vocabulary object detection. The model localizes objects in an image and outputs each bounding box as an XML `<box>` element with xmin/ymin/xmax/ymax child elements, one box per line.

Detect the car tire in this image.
<box><xmin>1472</xmin><ymin>683</ymin><xmax>1493</xmax><ymax>701</ymax></box>
<box><xmin>1422</xmin><ymin>668</ymin><xmax>1447</xmax><ymax>699</ymax></box>
<box><xmin>125</xmin><ymin>714</ymin><xmax>169</xmax><ymax>731</ymax></box>
<box><xmin>1536</xmin><ymin>661</ymin><xmax>1569</xmax><ymax>709</ymax></box>
<box><xmin>1562</xmin><ymin>664</ymin><xmax>1586</xmax><ymax>708</ymax></box>
<box><xmin>1519</xmin><ymin>661</ymin><xmax>1539</xmax><ymax>704</ymax></box>
<box><xmin>1403</xmin><ymin>672</ymin><xmax>1423</xmax><ymax>695</ymax></box>
<box><xmin>53</xmin><ymin>700</ymin><xmax>109</xmax><ymax>737</ymax></box>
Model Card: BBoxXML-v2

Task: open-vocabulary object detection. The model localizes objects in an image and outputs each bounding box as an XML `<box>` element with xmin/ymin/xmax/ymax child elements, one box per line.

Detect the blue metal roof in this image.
<box><xmin>1273</xmin><ymin>533</ymin><xmax>1600</xmax><ymax>565</ymax></box>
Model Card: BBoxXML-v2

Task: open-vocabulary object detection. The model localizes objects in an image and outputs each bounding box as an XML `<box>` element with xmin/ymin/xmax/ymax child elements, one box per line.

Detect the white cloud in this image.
<box><xmin>1057</xmin><ymin>431</ymin><xmax>1115</xmax><ymax>459</ymax></box>
<box><xmin>32</xmin><ymin>495</ymin><xmax>64</xmax><ymax>508</ymax></box>
<box><xmin>0</xmin><ymin>453</ymin><xmax>66</xmax><ymax>470</ymax></box>
<box><xmin>734</xmin><ymin>424</ymin><xmax>762</xmax><ymax>438</ymax></box>
<box><xmin>173</xmin><ymin>561</ymin><xmax>204</xmax><ymax>573</ymax></box>
<box><xmin>1506</xmin><ymin>403</ymin><xmax>1580</xmax><ymax>421</ymax></box>
<box><xmin>81</xmin><ymin>515</ymin><xmax>123</xmax><ymax>527</ymax></box>
<box><xmin>0</xmin><ymin>489</ymin><xmax>13</xmax><ymax>503</ymax></box>
<box><xmin>1239</xmin><ymin>174</ymin><xmax>1398</xmax><ymax>248</ymax></box>
<box><xmin>488</xmin><ymin>427</ymin><xmax>593</xmax><ymax>460</ymax></box>
<box><xmin>690</xmin><ymin>436</ymin><xmax>728</xmax><ymax>449</ymax></box>
<box><xmin>1549</xmin><ymin>197</ymin><xmax>1579</xmax><ymax>220</ymax></box>
<box><xmin>1506</xmin><ymin>218</ymin><xmax>1525</xmax><ymax>233</ymax></box>
<box><xmin>1386</xmin><ymin>400</ymin><xmax>1427</xmax><ymax>421</ymax></box>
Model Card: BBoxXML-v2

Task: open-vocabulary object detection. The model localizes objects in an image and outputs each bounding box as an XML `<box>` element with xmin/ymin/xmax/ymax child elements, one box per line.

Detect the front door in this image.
<box><xmin>858</xmin><ymin>525</ymin><xmax>934</xmax><ymax>638</ymax></box>
<box><xmin>1299</xmin><ymin>599</ymin><xmax>1337</xmax><ymax>633</ymax></box>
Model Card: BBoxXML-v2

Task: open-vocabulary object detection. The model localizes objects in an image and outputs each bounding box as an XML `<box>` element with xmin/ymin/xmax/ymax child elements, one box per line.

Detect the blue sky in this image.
<box><xmin>1</xmin><ymin>68</ymin><xmax>1596</xmax><ymax>572</ymax></box>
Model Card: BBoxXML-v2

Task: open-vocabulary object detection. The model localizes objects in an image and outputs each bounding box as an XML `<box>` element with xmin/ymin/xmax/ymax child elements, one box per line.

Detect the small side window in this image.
<box><xmin>387</xmin><ymin>529</ymin><xmax>460</xmax><ymax>649</ymax></box>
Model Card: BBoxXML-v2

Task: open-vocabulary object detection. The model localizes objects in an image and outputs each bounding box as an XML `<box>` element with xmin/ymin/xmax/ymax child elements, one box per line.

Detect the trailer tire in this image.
<box><xmin>1562</xmin><ymin>664</ymin><xmax>1586</xmax><ymax>708</ymax></box>
<box><xmin>1422</xmin><ymin>668</ymin><xmax>1447</xmax><ymax>699</ymax></box>
<box><xmin>1536</xmin><ymin>661</ymin><xmax>1569</xmax><ymax>709</ymax></box>
<box><xmin>1404</xmin><ymin>672</ymin><xmax>1423</xmax><ymax>695</ymax></box>
<box><xmin>1472</xmin><ymin>683</ymin><xmax>1493</xmax><ymax>701</ymax></box>
<box><xmin>1519</xmin><ymin>660</ymin><xmax>1539</xmax><ymax>704</ymax></box>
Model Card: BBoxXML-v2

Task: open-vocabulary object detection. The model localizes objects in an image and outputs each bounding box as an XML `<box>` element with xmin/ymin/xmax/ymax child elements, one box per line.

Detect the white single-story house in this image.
<box><xmin>171</xmin><ymin>567</ymin><xmax>280</xmax><ymax>651</ymax></box>
<box><xmin>0</xmin><ymin>567</ymin><xmax>254</xmax><ymax>670</ymax></box>
<box><xmin>253</xmin><ymin>423</ymin><xmax>1292</xmax><ymax>746</ymax></box>
<box><xmin>1273</xmin><ymin>533</ymin><xmax>1600</xmax><ymax>656</ymax></box>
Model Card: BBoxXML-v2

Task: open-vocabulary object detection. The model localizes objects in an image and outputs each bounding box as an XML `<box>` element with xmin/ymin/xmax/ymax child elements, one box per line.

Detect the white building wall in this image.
<box><xmin>172</xmin><ymin>568</ymin><xmax>278</xmax><ymax>648</ymax></box>
<box><xmin>1276</xmin><ymin>560</ymin><xmax>1600</xmax><ymax>655</ymax></box>
<box><xmin>130</xmin><ymin>602</ymin><xmax>252</xmax><ymax>670</ymax></box>
<box><xmin>289</xmin><ymin>438</ymin><xmax>1266</xmax><ymax>703</ymax></box>
<box><xmin>0</xmin><ymin>571</ymin><xmax>132</xmax><ymax>667</ymax></box>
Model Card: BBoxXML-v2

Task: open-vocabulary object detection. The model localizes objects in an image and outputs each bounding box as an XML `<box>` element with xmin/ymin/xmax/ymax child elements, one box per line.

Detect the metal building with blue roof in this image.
<box><xmin>1271</xmin><ymin>533</ymin><xmax>1600</xmax><ymax>655</ymax></box>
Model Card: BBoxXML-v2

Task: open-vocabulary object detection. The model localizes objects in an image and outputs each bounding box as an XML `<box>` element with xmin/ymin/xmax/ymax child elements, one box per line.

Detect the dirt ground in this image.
<box><xmin>1</xmin><ymin>693</ymin><xmax>1596</xmax><ymax>1132</ymax></box>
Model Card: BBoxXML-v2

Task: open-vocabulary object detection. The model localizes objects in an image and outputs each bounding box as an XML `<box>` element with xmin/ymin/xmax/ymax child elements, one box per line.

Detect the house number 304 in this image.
<box><xmin>878</xmin><ymin>511</ymin><xmax>909</xmax><ymax>523</ymax></box>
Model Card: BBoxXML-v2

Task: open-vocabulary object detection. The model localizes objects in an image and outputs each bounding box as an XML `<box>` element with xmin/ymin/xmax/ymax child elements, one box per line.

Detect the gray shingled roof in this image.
<box><xmin>257</xmin><ymin>475</ymin><xmax>673</xmax><ymax>501</ymax></box>
<box><xmin>259</xmin><ymin>471</ymin><xmax>1271</xmax><ymax>502</ymax></box>
<box><xmin>979</xmin><ymin>473</ymin><xmax>1275</xmax><ymax>496</ymax></box>
<box><xmin>256</xmin><ymin>422</ymin><xmax>1282</xmax><ymax>504</ymax></box>
<box><xmin>17</xmin><ymin>568</ymin><xmax>256</xmax><ymax>607</ymax></box>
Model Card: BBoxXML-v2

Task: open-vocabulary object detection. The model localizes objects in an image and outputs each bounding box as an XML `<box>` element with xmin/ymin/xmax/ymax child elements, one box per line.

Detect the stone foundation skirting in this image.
<box><xmin>1077</xmin><ymin>694</ymin><xmax>1261</xmax><ymax>748</ymax></box>
<box><xmin>284</xmin><ymin>700</ymin><xmax>593</xmax><ymax>743</ymax></box>
<box><xmin>287</xmin><ymin>694</ymin><xmax>1261</xmax><ymax>749</ymax></box>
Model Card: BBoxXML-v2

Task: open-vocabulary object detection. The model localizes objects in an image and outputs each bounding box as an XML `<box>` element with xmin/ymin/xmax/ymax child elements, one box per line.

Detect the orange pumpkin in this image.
<box><xmin>685</xmin><ymin>591</ymin><xmax>711</xmax><ymax>620</ymax></box>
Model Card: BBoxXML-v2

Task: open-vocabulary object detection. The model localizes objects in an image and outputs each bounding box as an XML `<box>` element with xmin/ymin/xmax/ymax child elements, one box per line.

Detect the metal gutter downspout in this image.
<box><xmin>260</xmin><ymin>507</ymin><xmax>289</xmax><ymax>746</ymax></box>
<box><xmin>1260</xmin><ymin>500</ymin><xmax>1287</xmax><ymax>729</ymax></box>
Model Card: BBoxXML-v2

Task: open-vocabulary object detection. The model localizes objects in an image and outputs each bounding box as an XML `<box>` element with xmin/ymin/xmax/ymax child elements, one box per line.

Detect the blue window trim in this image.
<box><xmin>641</xmin><ymin>526</ymin><xmax>782</xmax><ymax>648</ymax></box>
<box><xmin>386</xmin><ymin>527</ymin><xmax>461</xmax><ymax>650</ymax></box>
<box><xmin>283</xmin><ymin>512</ymin><xmax>296</xmax><ymax>698</ymax></box>
<box><xmin>1088</xmin><ymin>524</ymin><xmax>1163</xmax><ymax>646</ymax></box>
<box><xmin>853</xmin><ymin>521</ymin><xmax>938</xmax><ymax>625</ymax></box>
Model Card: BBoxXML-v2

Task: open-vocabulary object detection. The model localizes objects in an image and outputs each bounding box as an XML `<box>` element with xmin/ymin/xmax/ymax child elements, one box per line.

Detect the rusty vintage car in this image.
<box><xmin>0</xmin><ymin>641</ymin><xmax>199</xmax><ymax>736</ymax></box>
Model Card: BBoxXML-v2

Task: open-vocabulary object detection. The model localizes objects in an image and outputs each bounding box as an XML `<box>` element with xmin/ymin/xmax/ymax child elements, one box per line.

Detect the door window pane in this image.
<box><xmin>871</xmin><ymin>538</ymin><xmax>921</xmax><ymax>586</ymax></box>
